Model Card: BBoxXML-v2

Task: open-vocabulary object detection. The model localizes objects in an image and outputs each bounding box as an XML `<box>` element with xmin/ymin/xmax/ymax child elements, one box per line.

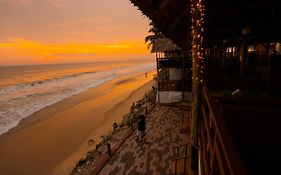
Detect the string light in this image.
<box><xmin>190</xmin><ymin>0</ymin><xmax>205</xmax><ymax>82</ymax></box>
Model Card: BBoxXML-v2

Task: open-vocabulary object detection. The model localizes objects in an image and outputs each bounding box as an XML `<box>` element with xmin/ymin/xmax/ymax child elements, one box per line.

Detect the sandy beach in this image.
<box><xmin>0</xmin><ymin>70</ymin><xmax>156</xmax><ymax>175</ymax></box>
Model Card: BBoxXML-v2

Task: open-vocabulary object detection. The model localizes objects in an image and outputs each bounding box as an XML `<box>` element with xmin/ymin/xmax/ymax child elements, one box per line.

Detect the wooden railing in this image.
<box><xmin>199</xmin><ymin>83</ymin><xmax>248</xmax><ymax>175</ymax></box>
<box><xmin>172</xmin><ymin>143</ymin><xmax>191</xmax><ymax>175</ymax></box>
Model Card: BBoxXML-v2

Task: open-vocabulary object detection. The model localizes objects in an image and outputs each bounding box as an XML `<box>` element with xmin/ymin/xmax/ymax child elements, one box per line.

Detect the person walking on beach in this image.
<box><xmin>130</xmin><ymin>103</ymin><xmax>136</xmax><ymax>113</ymax></box>
<box><xmin>113</xmin><ymin>122</ymin><xmax>119</xmax><ymax>130</ymax></box>
<box><xmin>136</xmin><ymin>114</ymin><xmax>146</xmax><ymax>142</ymax></box>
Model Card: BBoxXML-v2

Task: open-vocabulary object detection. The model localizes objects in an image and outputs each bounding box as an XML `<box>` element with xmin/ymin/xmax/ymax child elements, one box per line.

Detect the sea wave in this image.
<box><xmin>0</xmin><ymin>63</ymin><xmax>155</xmax><ymax>135</ymax></box>
<box><xmin>0</xmin><ymin>71</ymin><xmax>98</xmax><ymax>95</ymax></box>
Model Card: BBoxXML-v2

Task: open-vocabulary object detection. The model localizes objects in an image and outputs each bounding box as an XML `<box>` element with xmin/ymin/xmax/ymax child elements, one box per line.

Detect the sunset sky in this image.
<box><xmin>0</xmin><ymin>0</ymin><xmax>153</xmax><ymax>65</ymax></box>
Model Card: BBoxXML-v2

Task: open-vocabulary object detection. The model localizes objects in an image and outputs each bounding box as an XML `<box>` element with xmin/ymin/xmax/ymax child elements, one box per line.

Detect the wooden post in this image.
<box><xmin>190</xmin><ymin>0</ymin><xmax>205</xmax><ymax>172</ymax></box>
<box><xmin>175</xmin><ymin>160</ymin><xmax>178</xmax><ymax>175</ymax></box>
<box><xmin>182</xmin><ymin>56</ymin><xmax>185</xmax><ymax>101</ymax></box>
<box><xmin>156</xmin><ymin>53</ymin><xmax>161</xmax><ymax>103</ymax></box>
<box><xmin>145</xmin><ymin>105</ymin><xmax>148</xmax><ymax>116</ymax></box>
<box><xmin>107</xmin><ymin>143</ymin><xmax>112</xmax><ymax>156</ymax></box>
<box><xmin>184</xmin><ymin>156</ymin><xmax>187</xmax><ymax>174</ymax></box>
<box><xmin>156</xmin><ymin>53</ymin><xmax>160</xmax><ymax>90</ymax></box>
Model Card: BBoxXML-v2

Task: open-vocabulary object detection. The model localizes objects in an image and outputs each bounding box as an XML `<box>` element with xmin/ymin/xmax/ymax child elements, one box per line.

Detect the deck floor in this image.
<box><xmin>99</xmin><ymin>105</ymin><xmax>191</xmax><ymax>175</ymax></box>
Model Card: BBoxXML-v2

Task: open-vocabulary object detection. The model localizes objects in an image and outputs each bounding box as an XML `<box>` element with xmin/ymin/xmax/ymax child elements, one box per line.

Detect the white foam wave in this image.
<box><xmin>0</xmin><ymin>63</ymin><xmax>155</xmax><ymax>135</ymax></box>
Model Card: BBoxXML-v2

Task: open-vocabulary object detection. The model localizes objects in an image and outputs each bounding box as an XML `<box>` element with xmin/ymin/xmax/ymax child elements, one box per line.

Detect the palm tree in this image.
<box><xmin>145</xmin><ymin>21</ymin><xmax>164</xmax><ymax>50</ymax></box>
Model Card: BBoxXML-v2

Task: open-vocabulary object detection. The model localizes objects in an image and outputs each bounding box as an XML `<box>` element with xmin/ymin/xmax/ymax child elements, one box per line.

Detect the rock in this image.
<box><xmin>77</xmin><ymin>158</ymin><xmax>87</xmax><ymax>167</ymax></box>
<box><xmin>88</xmin><ymin>139</ymin><xmax>95</xmax><ymax>145</ymax></box>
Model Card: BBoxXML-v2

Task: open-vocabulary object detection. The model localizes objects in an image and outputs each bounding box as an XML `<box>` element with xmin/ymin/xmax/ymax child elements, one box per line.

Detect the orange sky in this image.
<box><xmin>0</xmin><ymin>0</ymin><xmax>153</xmax><ymax>65</ymax></box>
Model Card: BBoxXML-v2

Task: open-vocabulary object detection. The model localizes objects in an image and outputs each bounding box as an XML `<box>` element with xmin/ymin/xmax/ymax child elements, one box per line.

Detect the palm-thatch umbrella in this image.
<box><xmin>151</xmin><ymin>38</ymin><xmax>181</xmax><ymax>53</ymax></box>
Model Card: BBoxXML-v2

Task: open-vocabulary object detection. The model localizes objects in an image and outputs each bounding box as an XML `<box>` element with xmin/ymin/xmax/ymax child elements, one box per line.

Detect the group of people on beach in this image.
<box><xmin>111</xmin><ymin>87</ymin><xmax>155</xmax><ymax>146</ymax></box>
<box><xmin>113</xmin><ymin>114</ymin><xmax>146</xmax><ymax>143</ymax></box>
<box><xmin>130</xmin><ymin>102</ymin><xmax>146</xmax><ymax>142</ymax></box>
<box><xmin>113</xmin><ymin>102</ymin><xmax>147</xmax><ymax>143</ymax></box>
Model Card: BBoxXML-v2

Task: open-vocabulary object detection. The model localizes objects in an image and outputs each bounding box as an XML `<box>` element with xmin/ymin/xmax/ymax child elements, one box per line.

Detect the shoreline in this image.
<box><xmin>70</xmin><ymin>84</ymin><xmax>157</xmax><ymax>175</ymax></box>
<box><xmin>0</xmin><ymin>70</ymin><xmax>156</xmax><ymax>175</ymax></box>
<box><xmin>52</xmin><ymin>79</ymin><xmax>156</xmax><ymax>175</ymax></box>
<box><xmin>0</xmin><ymin>61</ymin><xmax>155</xmax><ymax>136</ymax></box>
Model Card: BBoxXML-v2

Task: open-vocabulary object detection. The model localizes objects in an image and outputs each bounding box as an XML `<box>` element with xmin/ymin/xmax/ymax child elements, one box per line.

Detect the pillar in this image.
<box><xmin>190</xmin><ymin>0</ymin><xmax>205</xmax><ymax>172</ymax></box>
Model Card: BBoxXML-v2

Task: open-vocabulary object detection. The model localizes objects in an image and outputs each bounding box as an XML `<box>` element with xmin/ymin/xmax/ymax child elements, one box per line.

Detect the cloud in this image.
<box><xmin>57</xmin><ymin>16</ymin><xmax>112</xmax><ymax>27</ymax></box>
<box><xmin>94</xmin><ymin>26</ymin><xmax>123</xmax><ymax>33</ymax></box>
<box><xmin>0</xmin><ymin>0</ymin><xmax>32</xmax><ymax>6</ymax></box>
<box><xmin>56</xmin><ymin>16</ymin><xmax>124</xmax><ymax>33</ymax></box>
<box><xmin>57</xmin><ymin>16</ymin><xmax>124</xmax><ymax>33</ymax></box>
<box><xmin>47</xmin><ymin>0</ymin><xmax>65</xmax><ymax>8</ymax></box>
<box><xmin>0</xmin><ymin>0</ymin><xmax>32</xmax><ymax>5</ymax></box>
<box><xmin>0</xmin><ymin>42</ymin><xmax>12</xmax><ymax>47</ymax></box>
<box><xmin>0</xmin><ymin>0</ymin><xmax>31</xmax><ymax>3</ymax></box>
<box><xmin>0</xmin><ymin>39</ymin><xmax>149</xmax><ymax>60</ymax></box>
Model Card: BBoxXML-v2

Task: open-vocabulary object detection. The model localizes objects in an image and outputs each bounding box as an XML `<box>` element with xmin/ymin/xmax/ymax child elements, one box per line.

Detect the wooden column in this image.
<box><xmin>182</xmin><ymin>56</ymin><xmax>185</xmax><ymax>101</ymax></box>
<box><xmin>156</xmin><ymin>52</ymin><xmax>161</xmax><ymax>103</ymax></box>
<box><xmin>190</xmin><ymin>0</ymin><xmax>205</xmax><ymax>172</ymax></box>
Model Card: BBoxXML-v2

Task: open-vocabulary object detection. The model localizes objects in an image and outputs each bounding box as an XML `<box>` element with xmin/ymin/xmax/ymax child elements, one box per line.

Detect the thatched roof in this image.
<box><xmin>129</xmin><ymin>0</ymin><xmax>281</xmax><ymax>48</ymax></box>
<box><xmin>151</xmin><ymin>38</ymin><xmax>181</xmax><ymax>53</ymax></box>
<box><xmin>129</xmin><ymin>0</ymin><xmax>191</xmax><ymax>50</ymax></box>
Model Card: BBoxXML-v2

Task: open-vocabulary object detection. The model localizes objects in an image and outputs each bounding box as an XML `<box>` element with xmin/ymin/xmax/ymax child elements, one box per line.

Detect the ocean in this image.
<box><xmin>0</xmin><ymin>61</ymin><xmax>155</xmax><ymax>135</ymax></box>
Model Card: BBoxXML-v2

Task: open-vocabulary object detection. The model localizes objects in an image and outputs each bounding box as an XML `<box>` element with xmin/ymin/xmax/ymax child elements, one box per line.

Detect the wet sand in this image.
<box><xmin>0</xmin><ymin>70</ymin><xmax>156</xmax><ymax>175</ymax></box>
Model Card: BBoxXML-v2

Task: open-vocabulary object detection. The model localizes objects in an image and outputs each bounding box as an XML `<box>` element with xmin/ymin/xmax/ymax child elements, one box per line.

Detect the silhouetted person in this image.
<box><xmin>113</xmin><ymin>122</ymin><xmax>118</xmax><ymax>130</ymax></box>
<box><xmin>136</xmin><ymin>114</ymin><xmax>146</xmax><ymax>142</ymax></box>
<box><xmin>130</xmin><ymin>103</ymin><xmax>136</xmax><ymax>113</ymax></box>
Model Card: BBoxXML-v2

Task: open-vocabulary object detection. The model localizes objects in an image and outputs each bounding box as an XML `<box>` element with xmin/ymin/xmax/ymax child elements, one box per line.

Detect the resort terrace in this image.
<box><xmin>73</xmin><ymin>0</ymin><xmax>281</xmax><ymax>174</ymax></box>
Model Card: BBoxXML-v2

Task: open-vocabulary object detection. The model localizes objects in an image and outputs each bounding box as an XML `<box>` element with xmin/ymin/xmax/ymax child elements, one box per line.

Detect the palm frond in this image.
<box><xmin>145</xmin><ymin>21</ymin><xmax>163</xmax><ymax>50</ymax></box>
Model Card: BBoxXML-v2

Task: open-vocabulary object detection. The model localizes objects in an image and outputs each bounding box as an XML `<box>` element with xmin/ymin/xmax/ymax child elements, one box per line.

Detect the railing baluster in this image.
<box><xmin>199</xmin><ymin>82</ymin><xmax>248</xmax><ymax>175</ymax></box>
<box><xmin>172</xmin><ymin>143</ymin><xmax>191</xmax><ymax>175</ymax></box>
<box><xmin>175</xmin><ymin>159</ymin><xmax>178</xmax><ymax>175</ymax></box>
<box><xmin>183</xmin><ymin>157</ymin><xmax>186</xmax><ymax>174</ymax></box>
